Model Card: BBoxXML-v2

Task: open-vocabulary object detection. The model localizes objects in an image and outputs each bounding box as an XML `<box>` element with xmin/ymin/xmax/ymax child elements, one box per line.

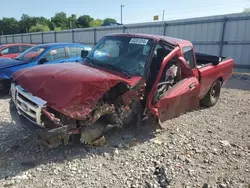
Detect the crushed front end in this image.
<box><xmin>10</xmin><ymin>80</ymin><xmax>144</xmax><ymax>148</ymax></box>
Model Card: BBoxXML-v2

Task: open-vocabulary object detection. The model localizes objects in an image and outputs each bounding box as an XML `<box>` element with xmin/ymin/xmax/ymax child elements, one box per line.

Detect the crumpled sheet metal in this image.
<box><xmin>12</xmin><ymin>63</ymin><xmax>142</xmax><ymax>120</ymax></box>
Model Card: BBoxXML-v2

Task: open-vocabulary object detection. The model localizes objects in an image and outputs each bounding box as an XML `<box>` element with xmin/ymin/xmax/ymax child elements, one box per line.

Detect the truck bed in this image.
<box><xmin>196</xmin><ymin>53</ymin><xmax>234</xmax><ymax>99</ymax></box>
<box><xmin>195</xmin><ymin>52</ymin><xmax>227</xmax><ymax>68</ymax></box>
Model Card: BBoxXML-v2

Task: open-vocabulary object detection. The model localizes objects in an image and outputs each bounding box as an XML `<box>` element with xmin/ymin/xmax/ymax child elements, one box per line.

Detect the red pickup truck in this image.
<box><xmin>10</xmin><ymin>33</ymin><xmax>234</xmax><ymax>148</ymax></box>
<box><xmin>0</xmin><ymin>43</ymin><xmax>35</xmax><ymax>59</ymax></box>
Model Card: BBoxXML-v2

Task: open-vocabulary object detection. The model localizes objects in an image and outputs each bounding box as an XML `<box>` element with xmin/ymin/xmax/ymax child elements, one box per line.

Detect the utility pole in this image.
<box><xmin>69</xmin><ymin>21</ymin><xmax>72</xmax><ymax>29</ymax></box>
<box><xmin>162</xmin><ymin>10</ymin><xmax>165</xmax><ymax>22</ymax></box>
<box><xmin>121</xmin><ymin>5</ymin><xmax>125</xmax><ymax>24</ymax></box>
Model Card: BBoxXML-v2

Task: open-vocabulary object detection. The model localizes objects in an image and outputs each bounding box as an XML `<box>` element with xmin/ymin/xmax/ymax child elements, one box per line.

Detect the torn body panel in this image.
<box><xmin>12</xmin><ymin>63</ymin><xmax>142</xmax><ymax>120</ymax></box>
<box><xmin>11</xmin><ymin>63</ymin><xmax>145</xmax><ymax>147</ymax></box>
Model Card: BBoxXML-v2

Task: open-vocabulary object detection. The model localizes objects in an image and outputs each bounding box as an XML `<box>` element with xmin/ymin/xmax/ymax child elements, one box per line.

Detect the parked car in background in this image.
<box><xmin>0</xmin><ymin>43</ymin><xmax>35</xmax><ymax>59</ymax></box>
<box><xmin>0</xmin><ymin>43</ymin><xmax>92</xmax><ymax>93</ymax></box>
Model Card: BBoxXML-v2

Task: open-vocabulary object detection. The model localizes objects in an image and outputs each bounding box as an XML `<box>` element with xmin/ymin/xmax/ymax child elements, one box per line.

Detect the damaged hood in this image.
<box><xmin>12</xmin><ymin>63</ymin><xmax>142</xmax><ymax>119</ymax></box>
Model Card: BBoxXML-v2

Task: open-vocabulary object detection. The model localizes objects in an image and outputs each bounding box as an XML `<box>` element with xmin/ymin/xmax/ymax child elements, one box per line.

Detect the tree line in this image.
<box><xmin>0</xmin><ymin>12</ymin><xmax>117</xmax><ymax>35</ymax></box>
<box><xmin>243</xmin><ymin>8</ymin><xmax>250</xmax><ymax>13</ymax></box>
<box><xmin>1</xmin><ymin>8</ymin><xmax>249</xmax><ymax>35</ymax></box>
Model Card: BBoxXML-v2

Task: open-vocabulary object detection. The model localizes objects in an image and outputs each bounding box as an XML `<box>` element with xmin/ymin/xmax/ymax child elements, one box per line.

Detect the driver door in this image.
<box><xmin>157</xmin><ymin>76</ymin><xmax>200</xmax><ymax>123</ymax></box>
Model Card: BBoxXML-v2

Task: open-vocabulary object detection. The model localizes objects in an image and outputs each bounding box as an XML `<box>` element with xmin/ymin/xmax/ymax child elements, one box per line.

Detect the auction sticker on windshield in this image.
<box><xmin>129</xmin><ymin>38</ymin><xmax>149</xmax><ymax>45</ymax></box>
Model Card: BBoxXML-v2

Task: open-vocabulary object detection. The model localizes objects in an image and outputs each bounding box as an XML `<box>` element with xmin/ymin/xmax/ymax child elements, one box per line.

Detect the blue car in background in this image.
<box><xmin>0</xmin><ymin>43</ymin><xmax>92</xmax><ymax>93</ymax></box>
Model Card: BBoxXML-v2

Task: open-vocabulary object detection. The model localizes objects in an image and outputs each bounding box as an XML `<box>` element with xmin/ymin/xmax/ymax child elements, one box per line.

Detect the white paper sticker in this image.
<box><xmin>129</xmin><ymin>38</ymin><xmax>149</xmax><ymax>45</ymax></box>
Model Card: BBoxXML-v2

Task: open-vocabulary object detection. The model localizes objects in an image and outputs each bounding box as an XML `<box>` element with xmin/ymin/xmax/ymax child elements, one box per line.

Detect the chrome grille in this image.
<box><xmin>11</xmin><ymin>83</ymin><xmax>47</xmax><ymax>127</ymax></box>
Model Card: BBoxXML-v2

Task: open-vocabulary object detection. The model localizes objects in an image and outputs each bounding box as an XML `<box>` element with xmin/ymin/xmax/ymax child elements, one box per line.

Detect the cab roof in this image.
<box><xmin>105</xmin><ymin>33</ymin><xmax>192</xmax><ymax>46</ymax></box>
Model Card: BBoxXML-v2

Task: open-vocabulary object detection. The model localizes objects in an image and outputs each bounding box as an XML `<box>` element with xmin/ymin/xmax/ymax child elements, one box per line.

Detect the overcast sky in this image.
<box><xmin>1</xmin><ymin>0</ymin><xmax>250</xmax><ymax>24</ymax></box>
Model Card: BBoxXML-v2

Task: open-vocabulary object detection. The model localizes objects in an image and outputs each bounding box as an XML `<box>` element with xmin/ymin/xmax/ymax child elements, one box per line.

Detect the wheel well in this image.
<box><xmin>218</xmin><ymin>77</ymin><xmax>223</xmax><ymax>85</ymax></box>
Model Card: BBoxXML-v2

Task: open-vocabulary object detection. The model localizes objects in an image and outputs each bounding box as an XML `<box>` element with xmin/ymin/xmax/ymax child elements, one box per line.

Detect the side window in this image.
<box><xmin>46</xmin><ymin>48</ymin><xmax>66</xmax><ymax>61</ymax></box>
<box><xmin>153</xmin><ymin>44</ymin><xmax>162</xmax><ymax>56</ymax></box>
<box><xmin>153</xmin><ymin>42</ymin><xmax>172</xmax><ymax>58</ymax></box>
<box><xmin>0</xmin><ymin>48</ymin><xmax>9</xmax><ymax>54</ymax></box>
<box><xmin>68</xmin><ymin>46</ymin><xmax>83</xmax><ymax>58</ymax></box>
<box><xmin>151</xmin><ymin>43</ymin><xmax>171</xmax><ymax>68</ymax></box>
<box><xmin>1</xmin><ymin>46</ymin><xmax>20</xmax><ymax>54</ymax></box>
<box><xmin>21</xmin><ymin>45</ymin><xmax>32</xmax><ymax>52</ymax></box>
<box><xmin>183</xmin><ymin>46</ymin><xmax>195</xmax><ymax>69</ymax></box>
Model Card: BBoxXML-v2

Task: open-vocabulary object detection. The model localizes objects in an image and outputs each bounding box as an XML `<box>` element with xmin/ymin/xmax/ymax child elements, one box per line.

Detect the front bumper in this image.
<box><xmin>10</xmin><ymin>83</ymin><xmax>47</xmax><ymax>127</ymax></box>
<box><xmin>10</xmin><ymin>83</ymin><xmax>117</xmax><ymax>148</ymax></box>
<box><xmin>10</xmin><ymin>83</ymin><xmax>81</xmax><ymax>148</ymax></box>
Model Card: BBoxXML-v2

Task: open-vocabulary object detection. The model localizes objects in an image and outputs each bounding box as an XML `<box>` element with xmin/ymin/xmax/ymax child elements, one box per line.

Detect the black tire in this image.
<box><xmin>201</xmin><ymin>79</ymin><xmax>221</xmax><ymax>107</ymax></box>
<box><xmin>1</xmin><ymin>79</ymin><xmax>11</xmax><ymax>95</ymax></box>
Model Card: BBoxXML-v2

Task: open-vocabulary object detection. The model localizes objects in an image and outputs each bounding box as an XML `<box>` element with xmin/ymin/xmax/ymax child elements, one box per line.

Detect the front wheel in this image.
<box><xmin>201</xmin><ymin>79</ymin><xmax>221</xmax><ymax>107</ymax></box>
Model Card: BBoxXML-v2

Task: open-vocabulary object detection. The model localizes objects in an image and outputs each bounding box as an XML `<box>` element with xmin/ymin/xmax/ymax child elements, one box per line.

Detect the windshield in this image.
<box><xmin>86</xmin><ymin>36</ymin><xmax>154</xmax><ymax>77</ymax></box>
<box><xmin>15</xmin><ymin>46</ymin><xmax>46</xmax><ymax>61</ymax></box>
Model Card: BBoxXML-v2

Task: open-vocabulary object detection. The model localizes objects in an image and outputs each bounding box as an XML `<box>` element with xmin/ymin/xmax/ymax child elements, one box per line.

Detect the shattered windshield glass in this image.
<box><xmin>85</xmin><ymin>36</ymin><xmax>154</xmax><ymax>77</ymax></box>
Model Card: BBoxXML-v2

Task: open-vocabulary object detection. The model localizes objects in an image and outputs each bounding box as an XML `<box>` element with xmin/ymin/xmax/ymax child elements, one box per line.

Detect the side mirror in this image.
<box><xmin>38</xmin><ymin>57</ymin><xmax>49</xmax><ymax>64</ymax></box>
<box><xmin>178</xmin><ymin>57</ymin><xmax>190</xmax><ymax>68</ymax></box>
<box><xmin>81</xmin><ymin>50</ymin><xmax>89</xmax><ymax>58</ymax></box>
<box><xmin>177</xmin><ymin>56</ymin><xmax>194</xmax><ymax>77</ymax></box>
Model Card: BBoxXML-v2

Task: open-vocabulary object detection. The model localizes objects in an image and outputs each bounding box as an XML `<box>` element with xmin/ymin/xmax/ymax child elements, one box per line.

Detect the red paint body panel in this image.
<box><xmin>107</xmin><ymin>33</ymin><xmax>191</xmax><ymax>46</ymax></box>
<box><xmin>147</xmin><ymin>47</ymin><xmax>181</xmax><ymax>114</ymax></box>
<box><xmin>157</xmin><ymin>77</ymin><xmax>200</xmax><ymax>122</ymax></box>
<box><xmin>148</xmin><ymin>45</ymin><xmax>234</xmax><ymax>122</ymax></box>
<box><xmin>1</xmin><ymin>53</ymin><xmax>19</xmax><ymax>59</ymax></box>
<box><xmin>12</xmin><ymin>63</ymin><xmax>142</xmax><ymax>120</ymax></box>
<box><xmin>0</xmin><ymin>43</ymin><xmax>35</xmax><ymax>59</ymax></box>
<box><xmin>178</xmin><ymin>41</ymin><xmax>234</xmax><ymax>99</ymax></box>
<box><xmin>198</xmin><ymin>59</ymin><xmax>234</xmax><ymax>99</ymax></box>
<box><xmin>12</xmin><ymin>33</ymin><xmax>234</xmax><ymax>125</ymax></box>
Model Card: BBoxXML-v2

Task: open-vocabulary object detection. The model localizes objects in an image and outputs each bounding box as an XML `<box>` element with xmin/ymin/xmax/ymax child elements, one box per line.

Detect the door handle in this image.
<box><xmin>189</xmin><ymin>82</ymin><xmax>196</xmax><ymax>89</ymax></box>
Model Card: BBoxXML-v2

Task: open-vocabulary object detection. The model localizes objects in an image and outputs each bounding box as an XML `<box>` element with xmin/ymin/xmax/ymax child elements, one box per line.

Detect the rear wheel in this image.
<box><xmin>201</xmin><ymin>79</ymin><xmax>221</xmax><ymax>107</ymax></box>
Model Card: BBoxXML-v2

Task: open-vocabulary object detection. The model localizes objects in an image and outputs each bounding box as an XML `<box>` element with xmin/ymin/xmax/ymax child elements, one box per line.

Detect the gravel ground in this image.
<box><xmin>0</xmin><ymin>75</ymin><xmax>249</xmax><ymax>188</ymax></box>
